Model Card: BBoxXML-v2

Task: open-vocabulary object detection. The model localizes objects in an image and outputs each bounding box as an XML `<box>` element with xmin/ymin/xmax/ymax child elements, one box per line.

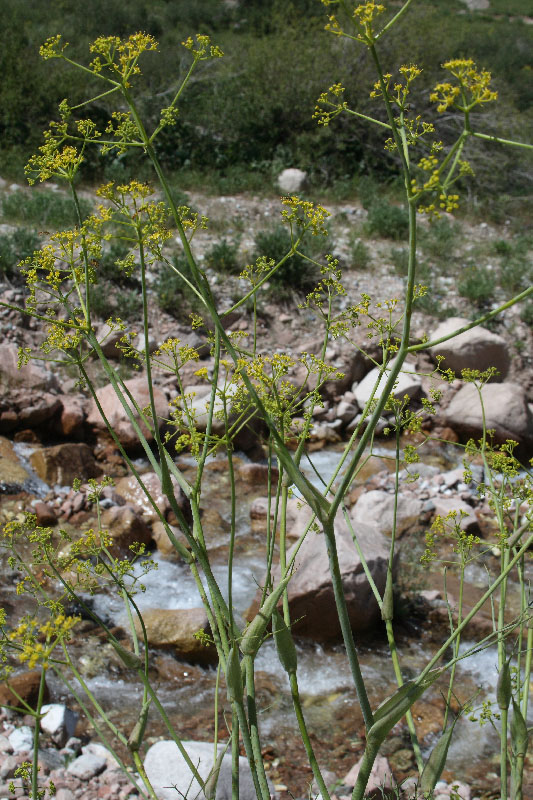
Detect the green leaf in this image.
<box><xmin>420</xmin><ymin>719</ymin><xmax>457</xmax><ymax>795</ymax></box>
<box><xmin>226</xmin><ymin>645</ymin><xmax>243</xmax><ymax>703</ymax></box>
<box><xmin>511</xmin><ymin>697</ymin><xmax>529</xmax><ymax>757</ymax></box>
<box><xmin>240</xmin><ymin>575</ymin><xmax>291</xmax><ymax>657</ymax></box>
<box><xmin>497</xmin><ymin>659</ymin><xmax>512</xmax><ymax>711</ymax></box>
<box><xmin>272</xmin><ymin>610</ymin><xmax>297</xmax><ymax>674</ymax></box>
<box><xmin>368</xmin><ymin>670</ymin><xmax>441</xmax><ymax>748</ymax></box>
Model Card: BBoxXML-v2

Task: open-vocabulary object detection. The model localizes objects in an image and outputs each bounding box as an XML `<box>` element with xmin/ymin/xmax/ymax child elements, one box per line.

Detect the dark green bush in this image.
<box><xmin>155</xmin><ymin>255</ymin><xmax>202</xmax><ymax>318</ymax></box>
<box><xmin>350</xmin><ymin>238</ymin><xmax>370</xmax><ymax>270</ymax></box>
<box><xmin>499</xmin><ymin>258</ymin><xmax>531</xmax><ymax>294</ymax></box>
<box><xmin>0</xmin><ymin>227</ymin><xmax>41</xmax><ymax>279</ymax></box>
<box><xmin>91</xmin><ymin>284</ymin><xmax>141</xmax><ymax>321</ymax></box>
<box><xmin>391</xmin><ymin>247</ymin><xmax>409</xmax><ymax>276</ymax></box>
<box><xmin>366</xmin><ymin>202</ymin><xmax>409</xmax><ymax>240</ymax></box>
<box><xmin>421</xmin><ymin>217</ymin><xmax>459</xmax><ymax>259</ymax></box>
<box><xmin>2</xmin><ymin>190</ymin><xmax>92</xmax><ymax>229</ymax></box>
<box><xmin>97</xmin><ymin>241</ymin><xmax>140</xmax><ymax>289</ymax></box>
<box><xmin>205</xmin><ymin>238</ymin><xmax>241</xmax><ymax>274</ymax></box>
<box><xmin>252</xmin><ymin>225</ymin><xmax>321</xmax><ymax>297</ymax></box>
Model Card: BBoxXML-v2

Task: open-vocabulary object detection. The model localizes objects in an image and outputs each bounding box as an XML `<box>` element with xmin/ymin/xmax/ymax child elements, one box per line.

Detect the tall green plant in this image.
<box><xmin>1</xmin><ymin>6</ymin><xmax>532</xmax><ymax>800</ymax></box>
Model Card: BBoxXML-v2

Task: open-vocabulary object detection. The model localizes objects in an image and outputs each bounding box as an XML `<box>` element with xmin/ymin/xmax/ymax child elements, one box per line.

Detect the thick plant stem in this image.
<box><xmin>289</xmin><ymin>671</ymin><xmax>331</xmax><ymax>800</ymax></box>
<box><xmin>232</xmin><ymin>699</ymin><xmax>268</xmax><ymax>800</ymax></box>
<box><xmin>231</xmin><ymin>710</ymin><xmax>240</xmax><ymax>800</ymax></box>
<box><xmin>244</xmin><ymin>655</ymin><xmax>272</xmax><ymax>800</ymax></box>
<box><xmin>351</xmin><ymin>744</ymin><xmax>379</xmax><ymax>800</ymax></box>
<box><xmin>31</xmin><ymin>668</ymin><xmax>47</xmax><ymax>800</ymax></box>
<box><xmin>322</xmin><ymin>518</ymin><xmax>373</xmax><ymax>730</ymax></box>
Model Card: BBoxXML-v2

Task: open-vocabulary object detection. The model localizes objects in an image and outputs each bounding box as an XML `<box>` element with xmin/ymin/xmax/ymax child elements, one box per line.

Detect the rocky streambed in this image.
<box><xmin>0</xmin><ymin>274</ymin><xmax>532</xmax><ymax>798</ymax></box>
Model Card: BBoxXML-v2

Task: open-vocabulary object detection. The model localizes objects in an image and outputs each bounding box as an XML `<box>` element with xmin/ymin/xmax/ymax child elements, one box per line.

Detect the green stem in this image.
<box><xmin>31</xmin><ymin>668</ymin><xmax>47</xmax><ymax>800</ymax></box>
<box><xmin>289</xmin><ymin>671</ymin><xmax>332</xmax><ymax>800</ymax></box>
<box><xmin>243</xmin><ymin>655</ymin><xmax>271</xmax><ymax>800</ymax></box>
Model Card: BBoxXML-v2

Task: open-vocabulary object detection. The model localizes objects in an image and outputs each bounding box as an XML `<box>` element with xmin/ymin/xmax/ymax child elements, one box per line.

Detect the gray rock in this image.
<box><xmin>277</xmin><ymin>168</ymin><xmax>307</xmax><ymax>194</ymax></box>
<box><xmin>442</xmin><ymin>382</ymin><xmax>533</xmax><ymax>448</ymax></box>
<box><xmin>351</xmin><ymin>489</ymin><xmax>423</xmax><ymax>538</ymax></box>
<box><xmin>0</xmin><ymin>756</ymin><xmax>19</xmax><ymax>780</ymax></box>
<box><xmin>144</xmin><ymin>740</ymin><xmax>262</xmax><ymax>800</ymax></box>
<box><xmin>353</xmin><ymin>358</ymin><xmax>422</xmax><ymax>408</ymax></box>
<box><xmin>429</xmin><ymin>317</ymin><xmax>510</xmax><ymax>380</ymax></box>
<box><xmin>0</xmin><ymin>343</ymin><xmax>58</xmax><ymax>391</ymax></box>
<box><xmin>67</xmin><ymin>753</ymin><xmax>107</xmax><ymax>780</ymax></box>
<box><xmin>40</xmin><ymin>704</ymin><xmax>78</xmax><ymax>747</ymax></box>
<box><xmin>8</xmin><ymin>726</ymin><xmax>33</xmax><ymax>753</ymax></box>
<box><xmin>135</xmin><ymin>607</ymin><xmax>215</xmax><ymax>664</ymax></box>
<box><xmin>432</xmin><ymin>497</ymin><xmax>479</xmax><ymax>534</ymax></box>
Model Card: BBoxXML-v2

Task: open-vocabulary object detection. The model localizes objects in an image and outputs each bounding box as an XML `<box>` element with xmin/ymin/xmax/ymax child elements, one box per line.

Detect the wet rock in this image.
<box><xmin>354</xmin><ymin>358</ymin><xmax>422</xmax><ymax>408</ymax></box>
<box><xmin>278</xmin><ymin>168</ymin><xmax>307</xmax><ymax>193</ymax></box>
<box><xmin>351</xmin><ymin>489</ymin><xmax>423</xmax><ymax>538</ymax></box>
<box><xmin>99</xmin><ymin>505</ymin><xmax>152</xmax><ymax>558</ymax></box>
<box><xmin>0</xmin><ymin>670</ymin><xmax>49</xmax><ymax>709</ymax></box>
<box><xmin>0</xmin><ymin>436</ymin><xmax>30</xmax><ymax>491</ymax></box>
<box><xmin>86</xmin><ymin>376</ymin><xmax>168</xmax><ymax>448</ymax></box>
<box><xmin>237</xmin><ymin>462</ymin><xmax>279</xmax><ymax>486</ymax></box>
<box><xmin>442</xmin><ymin>382</ymin><xmax>533</xmax><ymax>448</ymax></box>
<box><xmin>151</xmin><ymin>521</ymin><xmax>188</xmax><ymax>559</ymax></box>
<box><xmin>33</xmin><ymin>501</ymin><xmax>57</xmax><ymax>526</ymax></box>
<box><xmin>0</xmin><ymin>343</ymin><xmax>58</xmax><ymax>391</ymax></box>
<box><xmin>144</xmin><ymin>740</ymin><xmax>261</xmax><ymax>800</ymax></box>
<box><xmin>249</xmin><ymin>506</ymin><xmax>390</xmax><ymax>641</ymax></box>
<box><xmin>135</xmin><ymin>608</ymin><xmax>215</xmax><ymax>664</ymax></box>
<box><xmin>114</xmin><ymin>471</ymin><xmax>192</xmax><ymax>526</ymax></box>
<box><xmin>40</xmin><ymin>705</ymin><xmax>78</xmax><ymax>747</ymax></box>
<box><xmin>429</xmin><ymin>317</ymin><xmax>510</xmax><ymax>380</ymax></box>
<box><xmin>30</xmin><ymin>443</ymin><xmax>101</xmax><ymax>486</ymax></box>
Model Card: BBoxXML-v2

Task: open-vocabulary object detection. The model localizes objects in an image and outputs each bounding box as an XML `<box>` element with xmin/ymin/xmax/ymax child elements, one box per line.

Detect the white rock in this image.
<box><xmin>40</xmin><ymin>704</ymin><xmax>78</xmax><ymax>746</ymax></box>
<box><xmin>353</xmin><ymin>358</ymin><xmax>422</xmax><ymax>408</ymax></box>
<box><xmin>144</xmin><ymin>740</ymin><xmax>262</xmax><ymax>800</ymax></box>
<box><xmin>8</xmin><ymin>726</ymin><xmax>33</xmax><ymax>753</ymax></box>
<box><xmin>67</xmin><ymin>753</ymin><xmax>107</xmax><ymax>780</ymax></box>
<box><xmin>277</xmin><ymin>168</ymin><xmax>307</xmax><ymax>193</ymax></box>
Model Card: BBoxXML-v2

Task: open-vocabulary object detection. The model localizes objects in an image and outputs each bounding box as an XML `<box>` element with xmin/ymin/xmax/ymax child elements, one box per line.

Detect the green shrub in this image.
<box><xmin>0</xmin><ymin>227</ymin><xmax>41</xmax><ymax>279</ymax></box>
<box><xmin>2</xmin><ymin>190</ymin><xmax>92</xmax><ymax>229</ymax></box>
<box><xmin>97</xmin><ymin>241</ymin><xmax>141</xmax><ymax>289</ymax></box>
<box><xmin>421</xmin><ymin>217</ymin><xmax>459</xmax><ymax>259</ymax></box>
<box><xmin>458</xmin><ymin>264</ymin><xmax>496</xmax><ymax>306</ymax></box>
<box><xmin>205</xmin><ymin>238</ymin><xmax>241</xmax><ymax>274</ymax></box>
<box><xmin>499</xmin><ymin>258</ymin><xmax>531</xmax><ymax>294</ymax></box>
<box><xmin>366</xmin><ymin>202</ymin><xmax>409</xmax><ymax>240</ymax></box>
<box><xmin>91</xmin><ymin>284</ymin><xmax>142</xmax><ymax>321</ymax></box>
<box><xmin>155</xmin><ymin>255</ymin><xmax>202</xmax><ymax>318</ymax></box>
<box><xmin>520</xmin><ymin>299</ymin><xmax>533</xmax><ymax>327</ymax></box>
<box><xmin>350</xmin><ymin>238</ymin><xmax>370</xmax><ymax>270</ymax></box>
<box><xmin>391</xmin><ymin>247</ymin><xmax>409</xmax><ymax>276</ymax></box>
<box><xmin>252</xmin><ymin>225</ymin><xmax>321</xmax><ymax>297</ymax></box>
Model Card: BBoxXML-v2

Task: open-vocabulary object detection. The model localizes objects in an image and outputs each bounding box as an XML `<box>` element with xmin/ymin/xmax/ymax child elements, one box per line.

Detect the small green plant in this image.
<box><xmin>97</xmin><ymin>241</ymin><xmax>141</xmax><ymax>289</ymax></box>
<box><xmin>458</xmin><ymin>264</ymin><xmax>496</xmax><ymax>306</ymax></box>
<box><xmin>91</xmin><ymin>284</ymin><xmax>142</xmax><ymax>321</ymax></box>
<box><xmin>391</xmin><ymin>246</ymin><xmax>409</xmax><ymax>276</ymax></box>
<box><xmin>350</xmin><ymin>237</ymin><xmax>370</xmax><ymax>270</ymax></box>
<box><xmin>2</xmin><ymin>189</ymin><xmax>92</xmax><ymax>229</ymax></box>
<box><xmin>366</xmin><ymin>201</ymin><xmax>409</xmax><ymax>240</ymax></box>
<box><xmin>205</xmin><ymin>237</ymin><xmax>241</xmax><ymax>274</ymax></box>
<box><xmin>499</xmin><ymin>258</ymin><xmax>531</xmax><ymax>295</ymax></box>
<box><xmin>421</xmin><ymin>217</ymin><xmax>459</xmax><ymax>259</ymax></box>
<box><xmin>0</xmin><ymin>227</ymin><xmax>41</xmax><ymax>279</ymax></box>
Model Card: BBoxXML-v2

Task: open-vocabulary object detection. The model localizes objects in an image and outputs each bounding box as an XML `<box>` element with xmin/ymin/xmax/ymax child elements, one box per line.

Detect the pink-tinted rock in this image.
<box><xmin>135</xmin><ymin>608</ymin><xmax>215</xmax><ymax>664</ymax></box>
<box><xmin>0</xmin><ymin>343</ymin><xmax>58</xmax><ymax>391</ymax></box>
<box><xmin>114</xmin><ymin>471</ymin><xmax>191</xmax><ymax>526</ymax></box>
<box><xmin>17</xmin><ymin>393</ymin><xmax>61</xmax><ymax>427</ymax></box>
<box><xmin>33</xmin><ymin>501</ymin><xmax>58</xmax><ymax>527</ymax></box>
<box><xmin>87</xmin><ymin>376</ymin><xmax>168</xmax><ymax>448</ymax></box>
<box><xmin>58</xmin><ymin>395</ymin><xmax>88</xmax><ymax>437</ymax></box>
<box><xmin>429</xmin><ymin>317</ymin><xmax>510</xmax><ymax>380</ymax></box>
<box><xmin>443</xmin><ymin>381</ymin><xmax>532</xmax><ymax>447</ymax></box>
<box><xmin>343</xmin><ymin>755</ymin><xmax>394</xmax><ymax>798</ymax></box>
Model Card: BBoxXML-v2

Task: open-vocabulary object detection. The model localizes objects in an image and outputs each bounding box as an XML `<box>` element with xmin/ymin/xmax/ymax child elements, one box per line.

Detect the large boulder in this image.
<box><xmin>30</xmin><ymin>443</ymin><xmax>101</xmax><ymax>486</ymax></box>
<box><xmin>249</xmin><ymin>505</ymin><xmax>390</xmax><ymax>642</ymax></box>
<box><xmin>442</xmin><ymin>382</ymin><xmax>533</xmax><ymax>448</ymax></box>
<box><xmin>57</xmin><ymin>394</ymin><xmax>88</xmax><ymax>437</ymax></box>
<box><xmin>353</xmin><ymin>358</ymin><xmax>422</xmax><ymax>409</ymax></box>
<box><xmin>0</xmin><ymin>343</ymin><xmax>58</xmax><ymax>391</ymax></box>
<box><xmin>144</xmin><ymin>740</ymin><xmax>260</xmax><ymax>800</ymax></box>
<box><xmin>432</xmin><ymin>497</ymin><xmax>480</xmax><ymax>535</ymax></box>
<box><xmin>0</xmin><ymin>670</ymin><xmax>50</xmax><ymax>708</ymax></box>
<box><xmin>135</xmin><ymin>608</ymin><xmax>214</xmax><ymax>664</ymax></box>
<box><xmin>428</xmin><ymin>317</ymin><xmax>510</xmax><ymax>379</ymax></box>
<box><xmin>351</xmin><ymin>489</ymin><xmax>423</xmax><ymax>538</ymax></box>
<box><xmin>86</xmin><ymin>376</ymin><xmax>168</xmax><ymax>448</ymax></box>
<box><xmin>277</xmin><ymin>168</ymin><xmax>307</xmax><ymax>193</ymax></box>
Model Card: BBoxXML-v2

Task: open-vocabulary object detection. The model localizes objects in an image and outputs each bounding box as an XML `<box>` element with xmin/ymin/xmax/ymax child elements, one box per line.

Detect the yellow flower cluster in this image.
<box><xmin>89</xmin><ymin>33</ymin><xmax>158</xmax><ymax>82</ymax></box>
<box><xmin>281</xmin><ymin>197</ymin><xmax>330</xmax><ymax>236</ymax></box>
<box><xmin>431</xmin><ymin>58</ymin><xmax>497</xmax><ymax>113</ymax></box>
<box><xmin>182</xmin><ymin>34</ymin><xmax>224</xmax><ymax>60</ymax></box>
